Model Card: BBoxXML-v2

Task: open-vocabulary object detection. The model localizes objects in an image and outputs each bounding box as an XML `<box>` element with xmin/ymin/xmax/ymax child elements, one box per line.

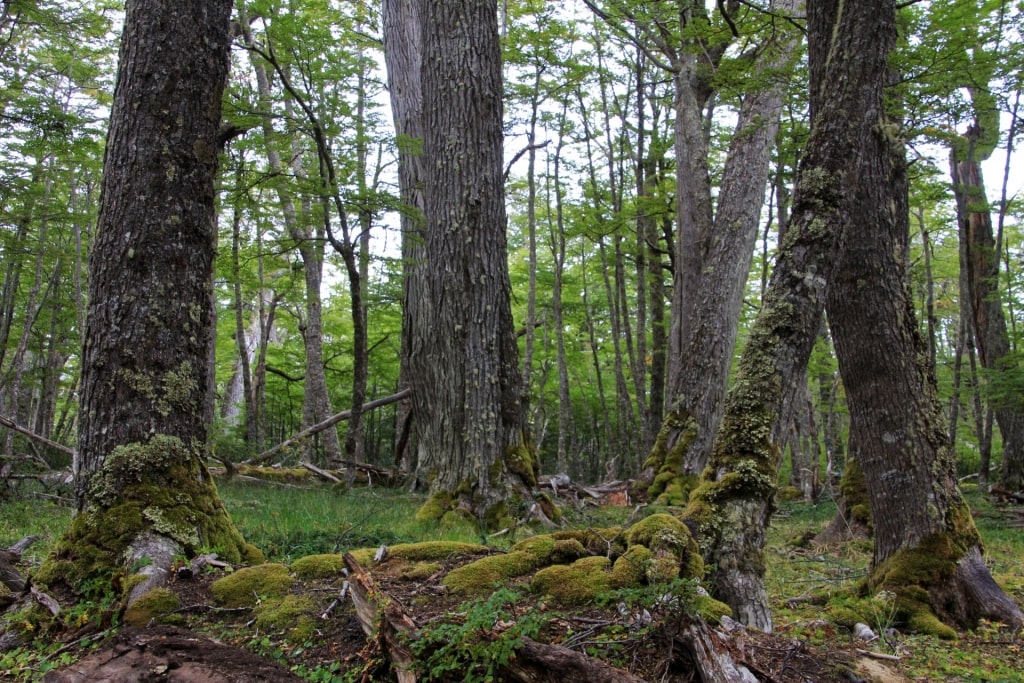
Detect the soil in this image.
<box><xmin>34</xmin><ymin>547</ymin><xmax>921</xmax><ymax>683</ymax></box>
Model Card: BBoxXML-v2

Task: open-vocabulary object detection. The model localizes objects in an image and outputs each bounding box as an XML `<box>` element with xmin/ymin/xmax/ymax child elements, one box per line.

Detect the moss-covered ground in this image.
<box><xmin>0</xmin><ymin>478</ymin><xmax>1021</xmax><ymax>681</ymax></box>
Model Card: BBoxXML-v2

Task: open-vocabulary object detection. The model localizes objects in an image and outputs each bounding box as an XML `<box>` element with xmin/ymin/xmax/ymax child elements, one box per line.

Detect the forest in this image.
<box><xmin>1</xmin><ymin>0</ymin><xmax>1023</xmax><ymax>681</ymax></box>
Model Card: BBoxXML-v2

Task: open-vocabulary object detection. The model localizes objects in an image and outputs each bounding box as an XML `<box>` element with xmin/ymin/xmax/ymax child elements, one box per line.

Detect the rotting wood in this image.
<box><xmin>675</xmin><ymin>618</ymin><xmax>759</xmax><ymax>683</ymax></box>
<box><xmin>246</xmin><ymin>389</ymin><xmax>411</xmax><ymax>465</ymax></box>
<box><xmin>343</xmin><ymin>553</ymin><xmax>418</xmax><ymax>683</ymax></box>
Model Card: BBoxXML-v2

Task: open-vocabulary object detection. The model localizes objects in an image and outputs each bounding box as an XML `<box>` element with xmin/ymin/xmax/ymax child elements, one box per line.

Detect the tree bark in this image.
<box><xmin>827</xmin><ymin>14</ymin><xmax>1024</xmax><ymax>631</ymax></box>
<box><xmin>409</xmin><ymin>0</ymin><xmax>537</xmax><ymax>524</ymax></box>
<box><xmin>43</xmin><ymin>0</ymin><xmax>253</xmax><ymax>600</ymax></box>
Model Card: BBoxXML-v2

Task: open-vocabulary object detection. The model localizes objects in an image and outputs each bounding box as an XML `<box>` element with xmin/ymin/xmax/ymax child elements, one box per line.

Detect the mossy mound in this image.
<box><xmin>254</xmin><ymin>595</ymin><xmax>318</xmax><ymax>643</ymax></box>
<box><xmin>625</xmin><ymin>513</ymin><xmax>704</xmax><ymax>580</ymax></box>
<box><xmin>693</xmin><ymin>593</ymin><xmax>732</xmax><ymax>624</ymax></box>
<box><xmin>34</xmin><ymin>436</ymin><xmax>258</xmax><ymax>598</ymax></box>
<box><xmin>122</xmin><ymin>587</ymin><xmax>181</xmax><ymax>627</ymax></box>
<box><xmin>442</xmin><ymin>550</ymin><xmax>547</xmax><ymax>596</ymax></box>
<box><xmin>235</xmin><ymin>464</ymin><xmax>311</xmax><ymax>483</ymax></box>
<box><xmin>531</xmin><ymin>556</ymin><xmax>613</xmax><ymax>606</ymax></box>
<box><xmin>291</xmin><ymin>554</ymin><xmax>345</xmax><ymax>580</ymax></box>
<box><xmin>211</xmin><ymin>564</ymin><xmax>294</xmax><ymax>608</ymax></box>
<box><xmin>386</xmin><ymin>541</ymin><xmax>487</xmax><ymax>562</ymax></box>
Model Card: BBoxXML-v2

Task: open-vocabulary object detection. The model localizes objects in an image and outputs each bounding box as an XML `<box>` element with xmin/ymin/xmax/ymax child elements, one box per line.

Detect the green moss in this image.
<box><xmin>531</xmin><ymin>556</ymin><xmax>612</xmax><ymax>606</ymax></box>
<box><xmin>235</xmin><ymin>465</ymin><xmax>311</xmax><ymax>483</ymax></box>
<box><xmin>777</xmin><ymin>486</ymin><xmax>803</xmax><ymax>501</ymax></box>
<box><xmin>254</xmin><ymin>595</ymin><xmax>317</xmax><ymax>643</ymax></box>
<box><xmin>840</xmin><ymin>458</ymin><xmax>873</xmax><ymax>530</ymax></box>
<box><xmin>505</xmin><ymin>443</ymin><xmax>538</xmax><ymax>487</ymax></box>
<box><xmin>122</xmin><ymin>587</ymin><xmax>181</xmax><ymax>627</ymax></box>
<box><xmin>399</xmin><ymin>561</ymin><xmax>442</xmax><ymax>580</ymax></box>
<box><xmin>416</xmin><ymin>491</ymin><xmax>454</xmax><ymax>523</ymax></box>
<box><xmin>548</xmin><ymin>528</ymin><xmax>625</xmax><ymax>556</ymax></box>
<box><xmin>625</xmin><ymin>514</ymin><xmax>703</xmax><ymax>579</ymax></box>
<box><xmin>291</xmin><ymin>554</ymin><xmax>345</xmax><ymax>580</ymax></box>
<box><xmin>643</xmin><ymin>410</ymin><xmax>699</xmax><ymax>505</ymax></box>
<box><xmin>36</xmin><ymin>435</ymin><xmax>251</xmax><ymax>601</ymax></box>
<box><xmin>442</xmin><ymin>551</ymin><xmax>546</xmax><ymax>596</ymax></box>
<box><xmin>693</xmin><ymin>594</ymin><xmax>732</xmax><ymax>624</ymax></box>
<box><xmin>610</xmin><ymin>545</ymin><xmax>652</xmax><ymax>589</ymax></box>
<box><xmin>550</xmin><ymin>539</ymin><xmax>588</xmax><ymax>564</ymax></box>
<box><xmin>387</xmin><ymin>541</ymin><xmax>487</xmax><ymax>562</ymax></box>
<box><xmin>211</xmin><ymin>564</ymin><xmax>294</xmax><ymax>608</ymax></box>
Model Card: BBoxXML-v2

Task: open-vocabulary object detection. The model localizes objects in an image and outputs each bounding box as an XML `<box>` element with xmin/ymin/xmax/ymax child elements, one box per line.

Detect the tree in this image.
<box><xmin>407</xmin><ymin>0</ymin><xmax>542</xmax><ymax>526</ymax></box>
<box><xmin>37</xmin><ymin>0</ymin><xmax>257</xmax><ymax>601</ymax></box>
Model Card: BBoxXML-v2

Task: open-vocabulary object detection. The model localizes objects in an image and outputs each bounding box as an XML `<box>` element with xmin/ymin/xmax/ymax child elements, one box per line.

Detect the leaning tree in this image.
<box><xmin>36</xmin><ymin>0</ymin><xmax>258</xmax><ymax>604</ymax></box>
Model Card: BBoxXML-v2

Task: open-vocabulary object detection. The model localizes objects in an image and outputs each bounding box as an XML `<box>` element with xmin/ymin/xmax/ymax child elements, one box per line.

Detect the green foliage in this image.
<box><xmin>410</xmin><ymin>587</ymin><xmax>547</xmax><ymax>683</ymax></box>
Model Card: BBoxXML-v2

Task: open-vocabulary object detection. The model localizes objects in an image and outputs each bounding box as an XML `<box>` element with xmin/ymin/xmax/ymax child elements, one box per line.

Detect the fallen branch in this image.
<box><xmin>246</xmin><ymin>389</ymin><xmax>411</xmax><ymax>465</ymax></box>
<box><xmin>300</xmin><ymin>461</ymin><xmax>342</xmax><ymax>484</ymax></box>
<box><xmin>0</xmin><ymin>415</ymin><xmax>74</xmax><ymax>456</ymax></box>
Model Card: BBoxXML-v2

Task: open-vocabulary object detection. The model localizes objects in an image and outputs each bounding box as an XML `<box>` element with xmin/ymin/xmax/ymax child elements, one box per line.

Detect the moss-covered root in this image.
<box><xmin>34</xmin><ymin>436</ymin><xmax>262</xmax><ymax>607</ymax></box>
<box><xmin>637</xmin><ymin>409</ymin><xmax>700</xmax><ymax>506</ymax></box>
<box><xmin>867</xmin><ymin>511</ymin><xmax>1024</xmax><ymax>635</ymax></box>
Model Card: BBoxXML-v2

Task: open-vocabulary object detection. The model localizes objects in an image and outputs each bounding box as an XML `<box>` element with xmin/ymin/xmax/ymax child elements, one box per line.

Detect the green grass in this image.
<box><xmin>217</xmin><ymin>479</ymin><xmax>483</xmax><ymax>561</ymax></box>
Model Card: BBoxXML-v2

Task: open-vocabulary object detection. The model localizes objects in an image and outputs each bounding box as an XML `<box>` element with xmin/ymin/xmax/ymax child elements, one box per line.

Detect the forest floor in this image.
<box><xmin>3</xmin><ymin>479</ymin><xmax>1023</xmax><ymax>682</ymax></box>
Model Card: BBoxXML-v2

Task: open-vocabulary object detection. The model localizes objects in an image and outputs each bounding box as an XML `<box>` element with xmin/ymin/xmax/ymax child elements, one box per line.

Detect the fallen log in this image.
<box><xmin>246</xmin><ymin>389</ymin><xmax>411</xmax><ymax>465</ymax></box>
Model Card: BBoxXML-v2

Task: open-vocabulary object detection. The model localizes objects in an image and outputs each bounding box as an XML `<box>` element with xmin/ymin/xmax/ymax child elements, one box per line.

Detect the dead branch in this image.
<box><xmin>246</xmin><ymin>389</ymin><xmax>411</xmax><ymax>465</ymax></box>
<box><xmin>0</xmin><ymin>415</ymin><xmax>74</xmax><ymax>456</ymax></box>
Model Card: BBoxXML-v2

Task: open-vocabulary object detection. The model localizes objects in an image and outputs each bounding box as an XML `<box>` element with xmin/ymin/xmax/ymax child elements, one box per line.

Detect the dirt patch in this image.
<box><xmin>40</xmin><ymin>625</ymin><xmax>303</xmax><ymax>682</ymax></box>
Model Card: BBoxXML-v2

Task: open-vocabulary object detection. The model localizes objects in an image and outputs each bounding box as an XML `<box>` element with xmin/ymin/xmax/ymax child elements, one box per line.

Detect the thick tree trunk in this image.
<box><xmin>409</xmin><ymin>0</ymin><xmax>537</xmax><ymax>525</ymax></box>
<box><xmin>42</xmin><ymin>0</ymin><xmax>254</xmax><ymax>601</ymax></box>
<box><xmin>827</xmin><ymin>28</ymin><xmax>1023</xmax><ymax>633</ymax></box>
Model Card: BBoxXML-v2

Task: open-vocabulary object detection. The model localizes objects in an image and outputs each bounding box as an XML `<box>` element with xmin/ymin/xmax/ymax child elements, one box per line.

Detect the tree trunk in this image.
<box><xmin>642</xmin><ymin>0</ymin><xmax>800</xmax><ymax>504</ymax></box>
<box><xmin>951</xmin><ymin>137</ymin><xmax>1024</xmax><ymax>492</ymax></box>
<box><xmin>381</xmin><ymin>0</ymin><xmax>425</xmax><ymax>477</ymax></box>
<box><xmin>683</xmin><ymin>0</ymin><xmax>893</xmax><ymax>632</ymax></box>
<box><xmin>827</xmin><ymin>23</ymin><xmax>1023</xmax><ymax>634</ymax></box>
<box><xmin>409</xmin><ymin>0</ymin><xmax>538</xmax><ymax>525</ymax></box>
<box><xmin>41</xmin><ymin>0</ymin><xmax>254</xmax><ymax>601</ymax></box>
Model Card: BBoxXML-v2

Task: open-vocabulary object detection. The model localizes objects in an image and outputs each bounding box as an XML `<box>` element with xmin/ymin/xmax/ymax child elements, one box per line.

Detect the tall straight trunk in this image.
<box><xmin>548</xmin><ymin>112</ymin><xmax>570</xmax><ymax>477</ymax></box>
<box><xmin>382</xmin><ymin>0</ymin><xmax>424</xmax><ymax>475</ymax></box>
<box><xmin>409</xmin><ymin>0</ymin><xmax>538</xmax><ymax>524</ymax></box>
<box><xmin>951</xmin><ymin>138</ymin><xmax>1024</xmax><ymax>491</ymax></box>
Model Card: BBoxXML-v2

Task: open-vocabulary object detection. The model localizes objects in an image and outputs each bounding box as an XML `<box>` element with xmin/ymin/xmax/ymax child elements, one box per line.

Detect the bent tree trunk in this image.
<box><xmin>826</xmin><ymin>33</ymin><xmax>1023</xmax><ymax>635</ymax></box>
<box><xmin>408</xmin><ymin>0</ymin><xmax>540</xmax><ymax>527</ymax></box>
<box><xmin>38</xmin><ymin>0</ymin><xmax>256</xmax><ymax>602</ymax></box>
<box><xmin>682</xmin><ymin>0</ymin><xmax>898</xmax><ymax>632</ymax></box>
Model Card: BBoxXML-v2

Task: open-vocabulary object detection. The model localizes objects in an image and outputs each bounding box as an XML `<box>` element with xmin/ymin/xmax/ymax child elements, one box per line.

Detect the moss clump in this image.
<box><xmin>254</xmin><ymin>595</ymin><xmax>317</xmax><ymax>643</ymax></box>
<box><xmin>122</xmin><ymin>587</ymin><xmax>181</xmax><ymax>627</ymax></box>
<box><xmin>35</xmin><ymin>435</ymin><xmax>254</xmax><ymax>599</ymax></box>
<box><xmin>291</xmin><ymin>554</ymin><xmax>345</xmax><ymax>580</ymax></box>
<box><xmin>549</xmin><ymin>528</ymin><xmax>625</xmax><ymax>556</ymax></box>
<box><xmin>531</xmin><ymin>556</ymin><xmax>612</xmax><ymax>606</ymax></box>
<box><xmin>642</xmin><ymin>410</ymin><xmax>699</xmax><ymax>505</ymax></box>
<box><xmin>839</xmin><ymin>458</ymin><xmax>872</xmax><ymax>530</ymax></box>
<box><xmin>625</xmin><ymin>514</ymin><xmax>703</xmax><ymax>579</ymax></box>
<box><xmin>416</xmin><ymin>491</ymin><xmax>454</xmax><ymax>523</ymax></box>
<box><xmin>399</xmin><ymin>561</ymin><xmax>442</xmax><ymax>580</ymax></box>
<box><xmin>610</xmin><ymin>545</ymin><xmax>653</xmax><ymax>589</ymax></box>
<box><xmin>387</xmin><ymin>541</ymin><xmax>487</xmax><ymax>562</ymax></box>
<box><xmin>211</xmin><ymin>564</ymin><xmax>294</xmax><ymax>608</ymax></box>
<box><xmin>442</xmin><ymin>551</ymin><xmax>547</xmax><ymax>596</ymax></box>
<box><xmin>505</xmin><ymin>443</ymin><xmax>538</xmax><ymax>487</ymax></box>
<box><xmin>693</xmin><ymin>593</ymin><xmax>732</xmax><ymax>624</ymax></box>
<box><xmin>235</xmin><ymin>464</ymin><xmax>311</xmax><ymax>483</ymax></box>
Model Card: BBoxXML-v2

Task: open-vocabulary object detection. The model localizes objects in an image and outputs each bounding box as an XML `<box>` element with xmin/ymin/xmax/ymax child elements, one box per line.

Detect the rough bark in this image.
<box><xmin>382</xmin><ymin>0</ymin><xmax>425</xmax><ymax>475</ymax></box>
<box><xmin>43</xmin><ymin>0</ymin><xmax>254</xmax><ymax>601</ymax></box>
<box><xmin>408</xmin><ymin>0</ymin><xmax>537</xmax><ymax>525</ymax></box>
<box><xmin>682</xmin><ymin>0</ymin><xmax>896</xmax><ymax>632</ymax></box>
<box><xmin>826</xmin><ymin>16</ymin><xmax>1024</xmax><ymax>632</ymax></box>
<box><xmin>641</xmin><ymin>0</ymin><xmax>801</xmax><ymax>503</ymax></box>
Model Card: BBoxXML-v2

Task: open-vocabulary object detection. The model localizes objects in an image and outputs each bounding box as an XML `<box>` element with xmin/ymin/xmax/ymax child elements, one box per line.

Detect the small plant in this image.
<box><xmin>410</xmin><ymin>587</ymin><xmax>546</xmax><ymax>682</ymax></box>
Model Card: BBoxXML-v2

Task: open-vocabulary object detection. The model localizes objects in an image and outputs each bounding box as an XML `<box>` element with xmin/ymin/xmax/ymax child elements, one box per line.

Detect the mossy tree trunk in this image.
<box><xmin>44</xmin><ymin>0</ymin><xmax>255</xmax><ymax>603</ymax></box>
<box><xmin>639</xmin><ymin>0</ymin><xmax>800</xmax><ymax>504</ymax></box>
<box><xmin>407</xmin><ymin>0</ymin><xmax>540</xmax><ymax>528</ymax></box>
<box><xmin>683</xmin><ymin>0</ymin><xmax>903</xmax><ymax>633</ymax></box>
<box><xmin>825</xmin><ymin>13</ymin><xmax>1024</xmax><ymax>630</ymax></box>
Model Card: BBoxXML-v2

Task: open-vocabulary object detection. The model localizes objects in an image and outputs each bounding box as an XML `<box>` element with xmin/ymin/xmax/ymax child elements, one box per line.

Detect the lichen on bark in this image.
<box><xmin>36</xmin><ymin>435</ymin><xmax>260</xmax><ymax>601</ymax></box>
